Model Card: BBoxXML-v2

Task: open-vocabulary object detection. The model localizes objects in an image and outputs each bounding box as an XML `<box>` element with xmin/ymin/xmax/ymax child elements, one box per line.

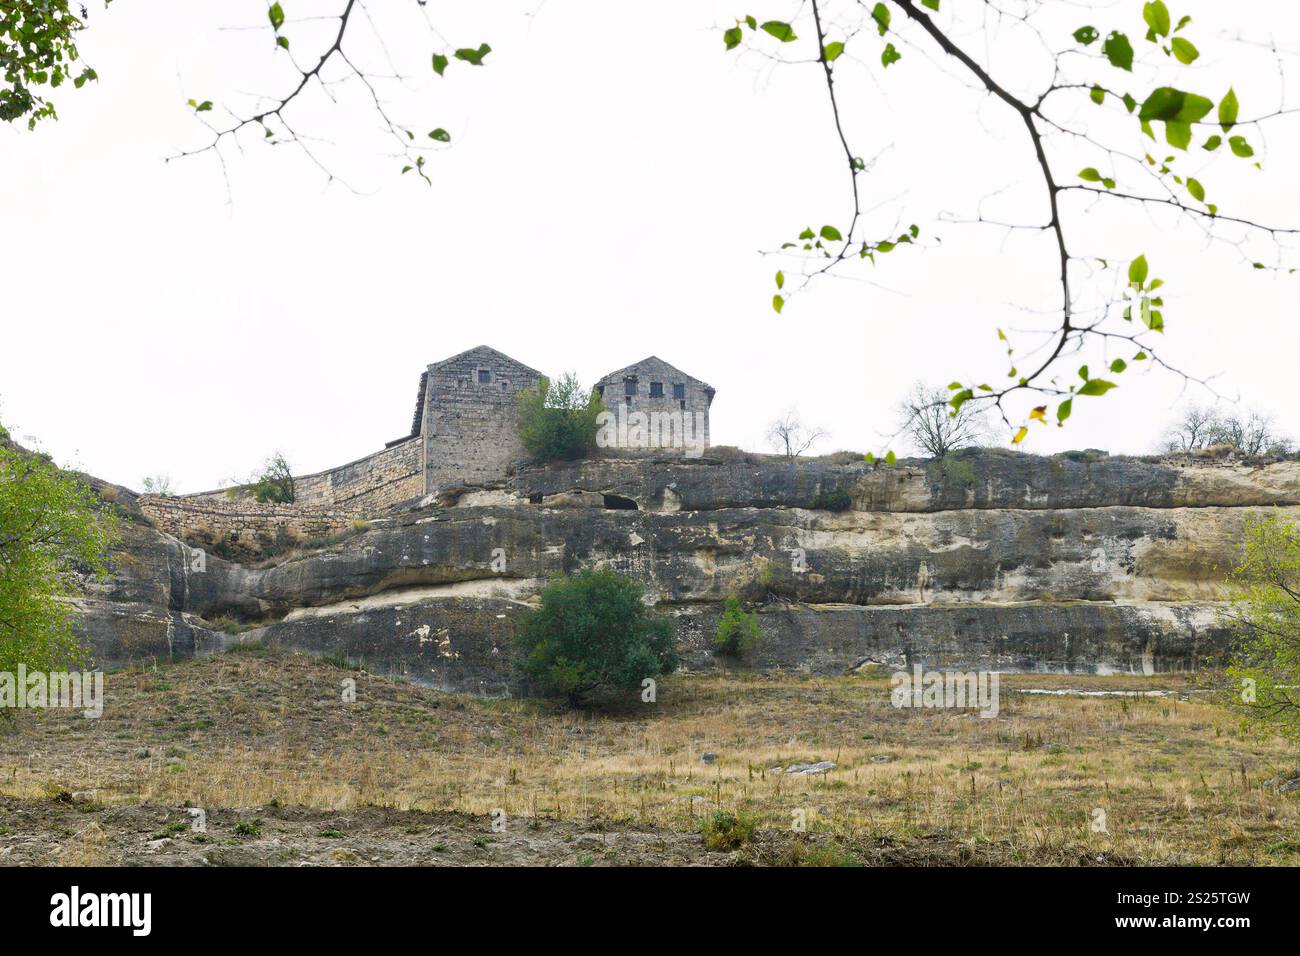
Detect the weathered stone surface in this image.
<box><xmin>67</xmin><ymin>449</ymin><xmax>1299</xmax><ymax>688</ymax></box>
<box><xmin>511</xmin><ymin>449</ymin><xmax>1300</xmax><ymax>513</ymax></box>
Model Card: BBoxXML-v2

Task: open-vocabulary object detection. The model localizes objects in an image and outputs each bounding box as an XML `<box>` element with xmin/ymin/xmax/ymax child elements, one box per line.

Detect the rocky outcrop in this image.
<box><xmin>70</xmin><ymin>449</ymin><xmax>1300</xmax><ymax>689</ymax></box>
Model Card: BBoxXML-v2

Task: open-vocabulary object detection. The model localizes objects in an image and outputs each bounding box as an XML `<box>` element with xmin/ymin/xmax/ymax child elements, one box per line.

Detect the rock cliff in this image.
<box><xmin>72</xmin><ymin>448</ymin><xmax>1300</xmax><ymax>692</ymax></box>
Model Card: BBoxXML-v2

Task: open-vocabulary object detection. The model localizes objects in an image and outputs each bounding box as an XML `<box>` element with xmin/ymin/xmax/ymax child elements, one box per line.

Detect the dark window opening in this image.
<box><xmin>672</xmin><ymin>383</ymin><xmax>685</xmax><ymax>400</ymax></box>
<box><xmin>649</xmin><ymin>381</ymin><xmax>664</xmax><ymax>398</ymax></box>
<box><xmin>500</xmin><ymin>381</ymin><xmax>510</xmax><ymax>392</ymax></box>
<box><xmin>679</xmin><ymin>400</ymin><xmax>686</xmax><ymax>411</ymax></box>
<box><xmin>478</xmin><ymin>369</ymin><xmax>492</xmax><ymax>384</ymax></box>
<box><xmin>602</xmin><ymin>493</ymin><xmax>639</xmax><ymax>510</ymax></box>
<box><xmin>625</xmin><ymin>396</ymin><xmax>632</xmax><ymax>405</ymax></box>
<box><xmin>624</xmin><ymin>378</ymin><xmax>637</xmax><ymax>396</ymax></box>
<box><xmin>529</xmin><ymin>493</ymin><xmax>544</xmax><ymax>505</ymax></box>
<box><xmin>596</xmin><ymin>384</ymin><xmax>605</xmax><ymax>399</ymax></box>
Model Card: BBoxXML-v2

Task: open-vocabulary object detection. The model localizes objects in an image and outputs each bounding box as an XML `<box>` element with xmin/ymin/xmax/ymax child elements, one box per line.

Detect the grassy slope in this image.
<box><xmin>1</xmin><ymin>648</ymin><xmax>1298</xmax><ymax>865</ymax></box>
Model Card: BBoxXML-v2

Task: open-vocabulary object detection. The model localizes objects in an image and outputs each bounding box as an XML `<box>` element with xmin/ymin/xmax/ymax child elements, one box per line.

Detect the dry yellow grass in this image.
<box><xmin>2</xmin><ymin>649</ymin><xmax>1298</xmax><ymax>865</ymax></box>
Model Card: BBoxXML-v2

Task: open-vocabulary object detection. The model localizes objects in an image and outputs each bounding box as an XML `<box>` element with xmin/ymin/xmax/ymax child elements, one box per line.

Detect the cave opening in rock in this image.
<box><xmin>602</xmin><ymin>493</ymin><xmax>639</xmax><ymax>510</ymax></box>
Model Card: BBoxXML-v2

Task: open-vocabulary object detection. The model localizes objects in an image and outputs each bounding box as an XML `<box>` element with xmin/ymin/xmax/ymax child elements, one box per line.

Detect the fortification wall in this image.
<box><xmin>138</xmin><ymin>495</ymin><xmax>361</xmax><ymax>557</ymax></box>
<box><xmin>293</xmin><ymin>437</ymin><xmax>423</xmax><ymax>510</ymax></box>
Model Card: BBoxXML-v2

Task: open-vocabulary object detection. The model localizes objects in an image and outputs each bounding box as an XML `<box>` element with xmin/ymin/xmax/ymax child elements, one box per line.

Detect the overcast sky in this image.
<box><xmin>2</xmin><ymin>0</ymin><xmax>1298</xmax><ymax>492</ymax></box>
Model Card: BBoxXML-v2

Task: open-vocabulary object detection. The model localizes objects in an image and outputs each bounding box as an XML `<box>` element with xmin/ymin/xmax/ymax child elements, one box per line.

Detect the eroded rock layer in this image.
<box><xmin>73</xmin><ymin>450</ymin><xmax>1300</xmax><ymax>689</ymax></box>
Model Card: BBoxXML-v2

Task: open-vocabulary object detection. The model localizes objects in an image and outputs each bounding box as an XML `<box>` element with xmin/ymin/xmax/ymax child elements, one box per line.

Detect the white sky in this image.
<box><xmin>2</xmin><ymin>0</ymin><xmax>1298</xmax><ymax>492</ymax></box>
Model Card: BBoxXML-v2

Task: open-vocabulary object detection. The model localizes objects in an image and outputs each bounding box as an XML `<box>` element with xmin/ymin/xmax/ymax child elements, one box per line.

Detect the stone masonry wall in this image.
<box><xmin>293</xmin><ymin>437</ymin><xmax>423</xmax><ymax>510</ymax></box>
<box><xmin>423</xmin><ymin>348</ymin><xmax>542</xmax><ymax>493</ymax></box>
<box><xmin>138</xmin><ymin>495</ymin><xmax>361</xmax><ymax>557</ymax></box>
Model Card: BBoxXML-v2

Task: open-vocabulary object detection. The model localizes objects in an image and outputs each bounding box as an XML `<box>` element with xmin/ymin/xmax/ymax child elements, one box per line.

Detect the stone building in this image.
<box><xmin>410</xmin><ymin>345</ymin><xmax>544</xmax><ymax>493</ymax></box>
<box><xmin>594</xmin><ymin>356</ymin><xmax>714</xmax><ymax>453</ymax></box>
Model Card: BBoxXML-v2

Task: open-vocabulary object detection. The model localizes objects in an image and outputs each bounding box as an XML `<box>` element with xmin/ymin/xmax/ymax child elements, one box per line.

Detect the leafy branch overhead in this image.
<box><xmin>723</xmin><ymin>0</ymin><xmax>1299</xmax><ymax>450</ymax></box>
<box><xmin>168</xmin><ymin>2</ymin><xmax>492</xmax><ymax>188</ymax></box>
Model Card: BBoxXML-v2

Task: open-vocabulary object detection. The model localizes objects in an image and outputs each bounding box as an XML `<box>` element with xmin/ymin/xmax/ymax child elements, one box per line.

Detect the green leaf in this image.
<box><xmin>1122</xmin><ymin>93</ymin><xmax>1138</xmax><ymax>113</ymax></box>
<box><xmin>724</xmin><ymin>26</ymin><xmax>743</xmax><ymax>50</ymax></box>
<box><xmin>824</xmin><ymin>40</ymin><xmax>845</xmax><ymax>62</ymax></box>
<box><xmin>1186</xmin><ymin>177</ymin><xmax>1205</xmax><ymax>202</ymax></box>
<box><xmin>1073</xmin><ymin>26</ymin><xmax>1099</xmax><ymax>46</ymax></box>
<box><xmin>1109</xmin><ymin>358</ymin><xmax>1128</xmax><ymax>374</ymax></box>
<box><xmin>872</xmin><ymin>3</ymin><xmax>890</xmax><ymax>35</ymax></box>
<box><xmin>268</xmin><ymin>2</ymin><xmax>285</xmax><ymax>32</ymax></box>
<box><xmin>881</xmin><ymin>43</ymin><xmax>901</xmax><ymax>67</ymax></box>
<box><xmin>1128</xmin><ymin>254</ymin><xmax>1149</xmax><ymax>287</ymax></box>
<box><xmin>1139</xmin><ymin>87</ymin><xmax>1213</xmax><ymax>123</ymax></box>
<box><xmin>1229</xmin><ymin>134</ymin><xmax>1253</xmax><ymax>158</ymax></box>
<box><xmin>190</xmin><ymin>99</ymin><xmax>213</xmax><ymax>112</ymax></box>
<box><xmin>1078</xmin><ymin>167</ymin><xmax>1104</xmax><ymax>182</ymax></box>
<box><xmin>1202</xmin><ymin>134</ymin><xmax>1222</xmax><ymax>151</ymax></box>
<box><xmin>1171</xmin><ymin>37</ymin><xmax>1199</xmax><ymax>64</ymax></box>
<box><xmin>1103</xmin><ymin>32</ymin><xmax>1134</xmax><ymax>71</ymax></box>
<box><xmin>433</xmin><ymin>53</ymin><xmax>449</xmax><ymax>75</ymax></box>
<box><xmin>1078</xmin><ymin>379</ymin><xmax>1117</xmax><ymax>397</ymax></box>
<box><xmin>1165</xmin><ymin>120</ymin><xmax>1192</xmax><ymax>150</ymax></box>
<box><xmin>820</xmin><ymin>225</ymin><xmax>843</xmax><ymax>242</ymax></box>
<box><xmin>775</xmin><ymin>270</ymin><xmax>785</xmax><ymax>290</ymax></box>
<box><xmin>760</xmin><ymin>21</ymin><xmax>797</xmax><ymax>42</ymax></box>
<box><xmin>884</xmin><ymin>450</ymin><xmax>897</xmax><ymax>466</ymax></box>
<box><xmin>277</xmin><ymin>35</ymin><xmax>289</xmax><ymax>50</ymax></box>
<box><xmin>921</xmin><ymin>0</ymin><xmax>941</xmax><ymax>10</ymax></box>
<box><xmin>1143</xmin><ymin>1</ymin><xmax>1171</xmax><ymax>39</ymax></box>
<box><xmin>454</xmin><ymin>44</ymin><xmax>492</xmax><ymax>65</ymax></box>
<box><xmin>1057</xmin><ymin>398</ymin><xmax>1073</xmax><ymax>424</ymax></box>
<box><xmin>429</xmin><ymin>128</ymin><xmax>451</xmax><ymax>142</ymax></box>
<box><xmin>1219</xmin><ymin>88</ymin><xmax>1238</xmax><ymax>132</ymax></box>
<box><xmin>1090</xmin><ymin>86</ymin><xmax>1105</xmax><ymax>105</ymax></box>
<box><xmin>772</xmin><ymin>294</ymin><xmax>784</xmax><ymax>314</ymax></box>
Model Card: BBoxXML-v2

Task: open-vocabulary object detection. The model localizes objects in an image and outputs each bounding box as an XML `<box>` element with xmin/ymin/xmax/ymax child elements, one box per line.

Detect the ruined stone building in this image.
<box><xmin>408</xmin><ymin>346</ymin><xmax>546</xmax><ymax>493</ymax></box>
<box><xmin>594</xmin><ymin>356</ymin><xmax>715</xmax><ymax>451</ymax></box>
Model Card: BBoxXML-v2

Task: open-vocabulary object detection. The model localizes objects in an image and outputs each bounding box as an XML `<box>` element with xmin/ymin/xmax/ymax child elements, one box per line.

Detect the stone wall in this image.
<box><xmin>138</xmin><ymin>495</ymin><xmax>361</xmax><ymax>558</ymax></box>
<box><xmin>423</xmin><ymin>346</ymin><xmax>542</xmax><ymax>493</ymax></box>
<box><xmin>293</xmin><ymin>437</ymin><xmax>423</xmax><ymax>510</ymax></box>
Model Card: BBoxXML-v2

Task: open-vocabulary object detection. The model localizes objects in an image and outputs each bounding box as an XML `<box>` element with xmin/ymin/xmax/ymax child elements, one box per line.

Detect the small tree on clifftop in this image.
<box><xmin>517</xmin><ymin>373</ymin><xmax>604</xmax><ymax>463</ymax></box>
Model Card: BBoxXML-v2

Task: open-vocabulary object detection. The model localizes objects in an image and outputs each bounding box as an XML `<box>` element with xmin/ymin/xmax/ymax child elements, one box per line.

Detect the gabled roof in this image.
<box><xmin>408</xmin><ymin>346</ymin><xmax>546</xmax><ymax>437</ymax></box>
<box><xmin>596</xmin><ymin>355</ymin><xmax>714</xmax><ymax>397</ymax></box>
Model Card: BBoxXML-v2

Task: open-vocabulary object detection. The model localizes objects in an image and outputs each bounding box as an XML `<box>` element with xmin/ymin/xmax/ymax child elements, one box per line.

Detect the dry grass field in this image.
<box><xmin>1</xmin><ymin>646</ymin><xmax>1298</xmax><ymax>866</ymax></box>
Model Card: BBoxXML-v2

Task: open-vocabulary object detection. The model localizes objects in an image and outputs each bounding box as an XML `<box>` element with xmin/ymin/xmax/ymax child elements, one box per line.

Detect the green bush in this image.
<box><xmin>0</xmin><ymin>429</ymin><xmax>117</xmax><ymax>677</ymax></box>
<box><xmin>249</xmin><ymin>452</ymin><xmax>295</xmax><ymax>504</ymax></box>
<box><xmin>701</xmin><ymin>810</ymin><xmax>757</xmax><ymax>851</ymax></box>
<box><xmin>1226</xmin><ymin>514</ymin><xmax>1300</xmax><ymax>744</ymax></box>
<box><xmin>714</xmin><ymin>595</ymin><xmax>763</xmax><ymax>658</ymax></box>
<box><xmin>517</xmin><ymin>373</ymin><xmax>604</xmax><ymax>462</ymax></box>
<box><xmin>514</xmin><ymin>568</ymin><xmax>678</xmax><ymax>706</ymax></box>
<box><xmin>810</xmin><ymin>484</ymin><xmax>853</xmax><ymax>512</ymax></box>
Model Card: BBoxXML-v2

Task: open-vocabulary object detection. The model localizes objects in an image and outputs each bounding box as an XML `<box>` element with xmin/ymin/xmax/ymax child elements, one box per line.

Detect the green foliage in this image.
<box><xmin>0</xmin><ymin>431</ymin><xmax>117</xmax><ymax>675</ymax></box>
<box><xmin>0</xmin><ymin>1</ymin><xmax>104</xmax><ymax>128</ymax></box>
<box><xmin>701</xmin><ymin>810</ymin><xmax>757</xmax><ymax>851</ymax></box>
<box><xmin>516</xmin><ymin>373</ymin><xmax>603</xmax><ymax>463</ymax></box>
<box><xmin>1225</xmin><ymin>515</ymin><xmax>1300</xmax><ymax>745</ymax></box>
<box><xmin>714</xmin><ymin>595</ymin><xmax>764</xmax><ymax>658</ymax></box>
<box><xmin>514</xmin><ymin>568</ymin><xmax>678</xmax><ymax>707</ymax></box>
<box><xmin>249</xmin><ymin>452</ymin><xmax>295</xmax><ymax>504</ymax></box>
<box><xmin>810</xmin><ymin>485</ymin><xmax>853</xmax><ymax>512</ymax></box>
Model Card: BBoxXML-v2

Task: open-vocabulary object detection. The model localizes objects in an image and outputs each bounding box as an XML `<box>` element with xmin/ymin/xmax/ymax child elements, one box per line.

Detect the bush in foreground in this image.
<box><xmin>514</xmin><ymin>568</ymin><xmax>678</xmax><ymax>706</ymax></box>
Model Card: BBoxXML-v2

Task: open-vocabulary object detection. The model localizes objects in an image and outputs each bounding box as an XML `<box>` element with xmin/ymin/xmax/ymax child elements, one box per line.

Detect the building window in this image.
<box><xmin>649</xmin><ymin>381</ymin><xmax>663</xmax><ymax>398</ymax></box>
<box><xmin>624</xmin><ymin>379</ymin><xmax>637</xmax><ymax>397</ymax></box>
<box><xmin>500</xmin><ymin>381</ymin><xmax>510</xmax><ymax>392</ymax></box>
<box><xmin>596</xmin><ymin>384</ymin><xmax>605</xmax><ymax>399</ymax></box>
<box><xmin>478</xmin><ymin>369</ymin><xmax>492</xmax><ymax>384</ymax></box>
<box><xmin>672</xmin><ymin>383</ymin><xmax>685</xmax><ymax>400</ymax></box>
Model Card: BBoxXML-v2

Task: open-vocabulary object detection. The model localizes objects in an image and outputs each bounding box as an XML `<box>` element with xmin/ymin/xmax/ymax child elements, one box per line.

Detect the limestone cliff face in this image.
<box><xmin>73</xmin><ymin>449</ymin><xmax>1300</xmax><ymax>692</ymax></box>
